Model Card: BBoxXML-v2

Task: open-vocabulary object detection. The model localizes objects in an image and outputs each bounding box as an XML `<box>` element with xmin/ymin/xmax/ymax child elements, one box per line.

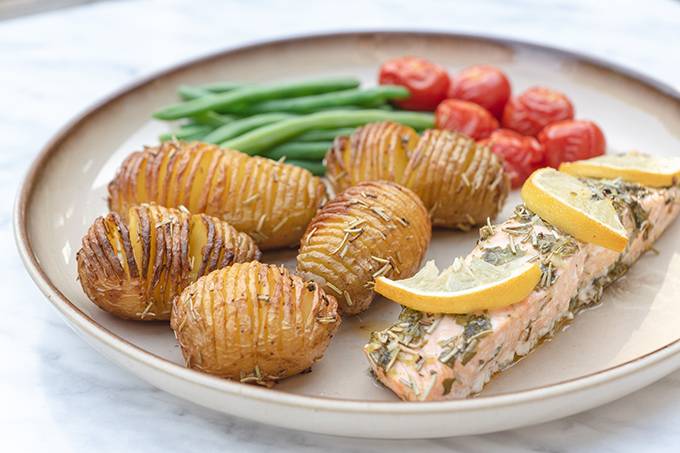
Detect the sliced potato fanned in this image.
<box><xmin>325</xmin><ymin>122</ymin><xmax>509</xmax><ymax>229</ymax></box>
<box><xmin>171</xmin><ymin>261</ymin><xmax>341</xmax><ymax>385</ymax></box>
<box><xmin>77</xmin><ymin>203</ymin><xmax>260</xmax><ymax>320</ymax></box>
<box><xmin>296</xmin><ymin>180</ymin><xmax>431</xmax><ymax>315</ymax></box>
<box><xmin>108</xmin><ymin>141</ymin><xmax>326</xmax><ymax>250</ymax></box>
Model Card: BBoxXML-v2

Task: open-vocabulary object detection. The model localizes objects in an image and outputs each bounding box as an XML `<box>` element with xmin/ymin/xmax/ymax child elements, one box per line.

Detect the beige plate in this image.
<box><xmin>14</xmin><ymin>31</ymin><xmax>680</xmax><ymax>438</ymax></box>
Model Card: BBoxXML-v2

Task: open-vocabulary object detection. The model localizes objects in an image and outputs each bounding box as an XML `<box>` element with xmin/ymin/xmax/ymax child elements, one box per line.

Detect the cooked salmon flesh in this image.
<box><xmin>364</xmin><ymin>178</ymin><xmax>680</xmax><ymax>401</ymax></box>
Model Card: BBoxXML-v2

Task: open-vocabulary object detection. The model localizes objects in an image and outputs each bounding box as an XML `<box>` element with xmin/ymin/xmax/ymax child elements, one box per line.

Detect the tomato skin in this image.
<box><xmin>538</xmin><ymin>119</ymin><xmax>606</xmax><ymax>168</ymax></box>
<box><xmin>435</xmin><ymin>99</ymin><xmax>499</xmax><ymax>140</ymax></box>
<box><xmin>502</xmin><ymin>86</ymin><xmax>574</xmax><ymax>136</ymax></box>
<box><xmin>448</xmin><ymin>65</ymin><xmax>511</xmax><ymax>119</ymax></box>
<box><xmin>379</xmin><ymin>56</ymin><xmax>450</xmax><ymax>111</ymax></box>
<box><xmin>478</xmin><ymin>129</ymin><xmax>545</xmax><ymax>188</ymax></box>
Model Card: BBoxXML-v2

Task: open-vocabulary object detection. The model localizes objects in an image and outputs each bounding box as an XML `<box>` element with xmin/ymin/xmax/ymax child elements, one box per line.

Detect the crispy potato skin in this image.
<box><xmin>77</xmin><ymin>203</ymin><xmax>260</xmax><ymax>321</ymax></box>
<box><xmin>296</xmin><ymin>180</ymin><xmax>431</xmax><ymax>315</ymax></box>
<box><xmin>170</xmin><ymin>262</ymin><xmax>340</xmax><ymax>384</ymax></box>
<box><xmin>325</xmin><ymin>122</ymin><xmax>510</xmax><ymax>228</ymax></box>
<box><xmin>108</xmin><ymin>141</ymin><xmax>326</xmax><ymax>250</ymax></box>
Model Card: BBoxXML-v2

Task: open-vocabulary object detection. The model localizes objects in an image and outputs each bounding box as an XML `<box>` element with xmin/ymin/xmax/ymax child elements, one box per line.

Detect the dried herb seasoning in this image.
<box><xmin>442</xmin><ymin>378</ymin><xmax>455</xmax><ymax>396</ymax></box>
<box><xmin>481</xmin><ymin>245</ymin><xmax>522</xmax><ymax>265</ymax></box>
<box><xmin>438</xmin><ymin>314</ymin><xmax>492</xmax><ymax>367</ymax></box>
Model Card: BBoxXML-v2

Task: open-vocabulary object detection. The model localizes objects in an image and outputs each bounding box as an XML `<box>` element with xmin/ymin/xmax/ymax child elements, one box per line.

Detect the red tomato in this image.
<box><xmin>448</xmin><ymin>65</ymin><xmax>511</xmax><ymax>119</ymax></box>
<box><xmin>435</xmin><ymin>99</ymin><xmax>499</xmax><ymax>140</ymax></box>
<box><xmin>479</xmin><ymin>129</ymin><xmax>545</xmax><ymax>188</ymax></box>
<box><xmin>379</xmin><ymin>56</ymin><xmax>450</xmax><ymax>111</ymax></box>
<box><xmin>502</xmin><ymin>86</ymin><xmax>574</xmax><ymax>136</ymax></box>
<box><xmin>538</xmin><ymin>119</ymin><xmax>606</xmax><ymax>168</ymax></box>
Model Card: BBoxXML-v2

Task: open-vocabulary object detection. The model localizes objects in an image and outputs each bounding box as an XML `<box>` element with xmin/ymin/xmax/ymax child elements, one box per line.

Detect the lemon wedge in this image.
<box><xmin>521</xmin><ymin>168</ymin><xmax>628</xmax><ymax>252</ymax></box>
<box><xmin>375</xmin><ymin>258</ymin><xmax>541</xmax><ymax>314</ymax></box>
<box><xmin>559</xmin><ymin>152</ymin><xmax>680</xmax><ymax>187</ymax></box>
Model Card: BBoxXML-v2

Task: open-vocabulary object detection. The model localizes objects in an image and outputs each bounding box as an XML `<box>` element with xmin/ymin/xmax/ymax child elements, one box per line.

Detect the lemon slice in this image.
<box><xmin>559</xmin><ymin>152</ymin><xmax>680</xmax><ymax>187</ymax></box>
<box><xmin>521</xmin><ymin>168</ymin><xmax>628</xmax><ymax>252</ymax></box>
<box><xmin>375</xmin><ymin>258</ymin><xmax>541</xmax><ymax>314</ymax></box>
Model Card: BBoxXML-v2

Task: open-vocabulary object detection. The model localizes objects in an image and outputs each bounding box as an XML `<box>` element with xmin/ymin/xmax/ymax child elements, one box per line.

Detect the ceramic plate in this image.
<box><xmin>14</xmin><ymin>31</ymin><xmax>680</xmax><ymax>438</ymax></box>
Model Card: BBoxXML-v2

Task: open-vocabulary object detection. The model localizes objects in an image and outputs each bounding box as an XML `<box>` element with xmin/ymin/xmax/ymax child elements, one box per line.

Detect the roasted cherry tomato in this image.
<box><xmin>379</xmin><ymin>56</ymin><xmax>450</xmax><ymax>111</ymax></box>
<box><xmin>502</xmin><ymin>86</ymin><xmax>574</xmax><ymax>136</ymax></box>
<box><xmin>538</xmin><ymin>119</ymin><xmax>606</xmax><ymax>168</ymax></box>
<box><xmin>448</xmin><ymin>65</ymin><xmax>511</xmax><ymax>119</ymax></box>
<box><xmin>435</xmin><ymin>99</ymin><xmax>499</xmax><ymax>140</ymax></box>
<box><xmin>478</xmin><ymin>129</ymin><xmax>545</xmax><ymax>188</ymax></box>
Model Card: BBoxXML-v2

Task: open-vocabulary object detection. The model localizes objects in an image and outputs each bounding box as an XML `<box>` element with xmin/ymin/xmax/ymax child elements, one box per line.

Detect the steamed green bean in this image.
<box><xmin>221</xmin><ymin>109</ymin><xmax>435</xmax><ymax>154</ymax></box>
<box><xmin>295</xmin><ymin>128</ymin><xmax>356</xmax><ymax>142</ymax></box>
<box><xmin>154</xmin><ymin>78</ymin><xmax>361</xmax><ymax>120</ymax></box>
<box><xmin>189</xmin><ymin>111</ymin><xmax>236</xmax><ymax>127</ymax></box>
<box><xmin>203</xmin><ymin>113</ymin><xmax>295</xmax><ymax>144</ymax></box>
<box><xmin>263</xmin><ymin>141</ymin><xmax>332</xmax><ymax>160</ymax></box>
<box><xmin>159</xmin><ymin>124</ymin><xmax>213</xmax><ymax>142</ymax></box>
<box><xmin>177</xmin><ymin>85</ymin><xmax>213</xmax><ymax>101</ymax></box>
<box><xmin>234</xmin><ymin>86</ymin><xmax>408</xmax><ymax>115</ymax></box>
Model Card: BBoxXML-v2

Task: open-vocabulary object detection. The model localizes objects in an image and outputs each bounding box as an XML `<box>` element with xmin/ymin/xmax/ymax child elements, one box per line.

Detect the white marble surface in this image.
<box><xmin>3</xmin><ymin>0</ymin><xmax>680</xmax><ymax>451</ymax></box>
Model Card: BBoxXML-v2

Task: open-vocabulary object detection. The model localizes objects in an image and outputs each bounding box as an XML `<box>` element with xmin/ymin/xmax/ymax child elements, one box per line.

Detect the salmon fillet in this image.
<box><xmin>364</xmin><ymin>179</ymin><xmax>680</xmax><ymax>401</ymax></box>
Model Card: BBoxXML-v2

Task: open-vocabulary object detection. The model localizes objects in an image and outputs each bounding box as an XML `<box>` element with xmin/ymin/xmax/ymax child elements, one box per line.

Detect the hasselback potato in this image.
<box><xmin>325</xmin><ymin>122</ymin><xmax>510</xmax><ymax>229</ymax></box>
<box><xmin>108</xmin><ymin>141</ymin><xmax>326</xmax><ymax>250</ymax></box>
<box><xmin>296</xmin><ymin>180</ymin><xmax>431</xmax><ymax>315</ymax></box>
<box><xmin>170</xmin><ymin>261</ymin><xmax>341</xmax><ymax>385</ymax></box>
<box><xmin>77</xmin><ymin>203</ymin><xmax>260</xmax><ymax>320</ymax></box>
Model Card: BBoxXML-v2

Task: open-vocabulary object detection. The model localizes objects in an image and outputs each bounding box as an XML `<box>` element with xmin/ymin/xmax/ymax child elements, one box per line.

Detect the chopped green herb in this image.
<box><xmin>442</xmin><ymin>378</ymin><xmax>455</xmax><ymax>396</ymax></box>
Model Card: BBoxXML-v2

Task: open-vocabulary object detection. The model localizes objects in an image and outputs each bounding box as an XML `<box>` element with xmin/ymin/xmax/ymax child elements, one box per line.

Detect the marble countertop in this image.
<box><xmin>3</xmin><ymin>0</ymin><xmax>680</xmax><ymax>451</ymax></box>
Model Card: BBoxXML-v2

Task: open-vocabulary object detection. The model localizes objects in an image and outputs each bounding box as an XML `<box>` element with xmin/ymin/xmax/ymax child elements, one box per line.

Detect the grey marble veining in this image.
<box><xmin>3</xmin><ymin>0</ymin><xmax>680</xmax><ymax>451</ymax></box>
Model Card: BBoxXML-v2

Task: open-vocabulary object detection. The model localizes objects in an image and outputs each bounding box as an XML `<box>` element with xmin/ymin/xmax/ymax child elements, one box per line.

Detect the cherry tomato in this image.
<box><xmin>478</xmin><ymin>129</ymin><xmax>545</xmax><ymax>188</ymax></box>
<box><xmin>502</xmin><ymin>86</ymin><xmax>574</xmax><ymax>136</ymax></box>
<box><xmin>435</xmin><ymin>99</ymin><xmax>499</xmax><ymax>140</ymax></box>
<box><xmin>379</xmin><ymin>56</ymin><xmax>450</xmax><ymax>111</ymax></box>
<box><xmin>448</xmin><ymin>65</ymin><xmax>511</xmax><ymax>119</ymax></box>
<box><xmin>538</xmin><ymin>119</ymin><xmax>606</xmax><ymax>168</ymax></box>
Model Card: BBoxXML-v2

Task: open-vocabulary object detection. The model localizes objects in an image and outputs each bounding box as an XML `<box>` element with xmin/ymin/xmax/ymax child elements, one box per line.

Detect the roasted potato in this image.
<box><xmin>325</xmin><ymin>122</ymin><xmax>510</xmax><ymax>229</ymax></box>
<box><xmin>108</xmin><ymin>141</ymin><xmax>326</xmax><ymax>250</ymax></box>
<box><xmin>171</xmin><ymin>261</ymin><xmax>340</xmax><ymax>385</ymax></box>
<box><xmin>296</xmin><ymin>180</ymin><xmax>431</xmax><ymax>315</ymax></box>
<box><xmin>77</xmin><ymin>203</ymin><xmax>260</xmax><ymax>320</ymax></box>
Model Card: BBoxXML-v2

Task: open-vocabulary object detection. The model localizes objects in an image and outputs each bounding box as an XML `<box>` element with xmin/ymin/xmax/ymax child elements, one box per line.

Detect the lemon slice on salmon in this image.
<box><xmin>521</xmin><ymin>168</ymin><xmax>628</xmax><ymax>252</ymax></box>
<box><xmin>559</xmin><ymin>152</ymin><xmax>680</xmax><ymax>187</ymax></box>
<box><xmin>375</xmin><ymin>258</ymin><xmax>541</xmax><ymax>314</ymax></box>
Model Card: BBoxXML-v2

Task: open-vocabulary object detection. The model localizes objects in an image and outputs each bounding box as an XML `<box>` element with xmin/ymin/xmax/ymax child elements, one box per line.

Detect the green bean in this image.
<box><xmin>221</xmin><ymin>110</ymin><xmax>435</xmax><ymax>154</ymax></box>
<box><xmin>154</xmin><ymin>78</ymin><xmax>361</xmax><ymax>120</ymax></box>
<box><xmin>203</xmin><ymin>113</ymin><xmax>296</xmax><ymax>144</ymax></box>
<box><xmin>376</xmin><ymin>103</ymin><xmax>395</xmax><ymax>111</ymax></box>
<box><xmin>200</xmin><ymin>82</ymin><xmax>245</xmax><ymax>93</ymax></box>
<box><xmin>263</xmin><ymin>141</ymin><xmax>332</xmax><ymax>160</ymax></box>
<box><xmin>284</xmin><ymin>159</ymin><xmax>326</xmax><ymax>176</ymax></box>
<box><xmin>295</xmin><ymin>128</ymin><xmax>356</xmax><ymax>142</ymax></box>
<box><xmin>177</xmin><ymin>85</ymin><xmax>213</xmax><ymax>101</ymax></box>
<box><xmin>179</xmin><ymin>83</ymin><xmax>246</xmax><ymax>100</ymax></box>
<box><xmin>159</xmin><ymin>124</ymin><xmax>213</xmax><ymax>142</ymax></box>
<box><xmin>189</xmin><ymin>111</ymin><xmax>236</xmax><ymax>127</ymax></box>
<box><xmin>234</xmin><ymin>86</ymin><xmax>409</xmax><ymax>115</ymax></box>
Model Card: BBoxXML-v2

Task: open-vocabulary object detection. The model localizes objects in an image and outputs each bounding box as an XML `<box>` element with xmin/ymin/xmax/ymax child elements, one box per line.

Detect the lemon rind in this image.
<box><xmin>521</xmin><ymin>170</ymin><xmax>628</xmax><ymax>253</ymax></box>
<box><xmin>559</xmin><ymin>161</ymin><xmax>680</xmax><ymax>188</ymax></box>
<box><xmin>374</xmin><ymin>262</ymin><xmax>541</xmax><ymax>314</ymax></box>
